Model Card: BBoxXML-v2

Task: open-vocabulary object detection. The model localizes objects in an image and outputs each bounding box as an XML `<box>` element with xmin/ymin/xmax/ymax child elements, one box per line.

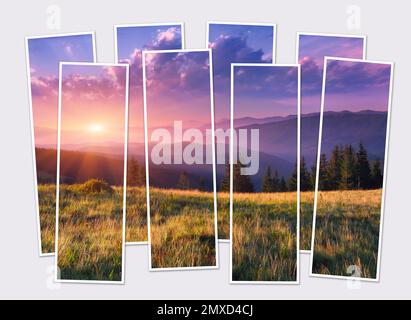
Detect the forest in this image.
<box><xmin>218</xmin><ymin>142</ymin><xmax>384</xmax><ymax>193</ymax></box>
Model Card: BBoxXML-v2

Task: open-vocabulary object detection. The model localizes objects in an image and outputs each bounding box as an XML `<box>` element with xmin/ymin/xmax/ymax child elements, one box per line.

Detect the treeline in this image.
<box><xmin>218</xmin><ymin>159</ymin><xmax>299</xmax><ymax>193</ymax></box>
<box><xmin>127</xmin><ymin>158</ymin><xmax>145</xmax><ymax>186</ymax></box>
<box><xmin>312</xmin><ymin>142</ymin><xmax>383</xmax><ymax>191</ymax></box>
<box><xmin>176</xmin><ymin>171</ymin><xmax>207</xmax><ymax>191</ymax></box>
<box><xmin>220</xmin><ymin>142</ymin><xmax>384</xmax><ymax>193</ymax></box>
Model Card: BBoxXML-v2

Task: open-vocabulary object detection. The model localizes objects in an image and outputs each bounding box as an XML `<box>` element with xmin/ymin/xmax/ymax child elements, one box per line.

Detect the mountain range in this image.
<box><xmin>35</xmin><ymin>110</ymin><xmax>387</xmax><ymax>188</ymax></box>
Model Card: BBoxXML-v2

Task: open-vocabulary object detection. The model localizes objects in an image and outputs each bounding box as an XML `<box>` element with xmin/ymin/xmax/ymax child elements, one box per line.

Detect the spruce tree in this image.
<box><xmin>177</xmin><ymin>171</ymin><xmax>190</xmax><ymax>190</ymax></box>
<box><xmin>233</xmin><ymin>163</ymin><xmax>254</xmax><ymax>192</ymax></box>
<box><xmin>288</xmin><ymin>163</ymin><xmax>298</xmax><ymax>191</ymax></box>
<box><xmin>262</xmin><ymin>166</ymin><xmax>273</xmax><ymax>192</ymax></box>
<box><xmin>340</xmin><ymin>145</ymin><xmax>357</xmax><ymax>190</ymax></box>
<box><xmin>127</xmin><ymin>158</ymin><xmax>140</xmax><ymax>186</ymax></box>
<box><xmin>310</xmin><ymin>164</ymin><xmax>317</xmax><ymax>191</ymax></box>
<box><xmin>279</xmin><ymin>176</ymin><xmax>288</xmax><ymax>192</ymax></box>
<box><xmin>300</xmin><ymin>157</ymin><xmax>312</xmax><ymax>191</ymax></box>
<box><xmin>371</xmin><ymin>160</ymin><xmax>383</xmax><ymax>189</ymax></box>
<box><xmin>356</xmin><ymin>142</ymin><xmax>372</xmax><ymax>189</ymax></box>
<box><xmin>318</xmin><ymin>153</ymin><xmax>329</xmax><ymax>190</ymax></box>
<box><xmin>327</xmin><ymin>145</ymin><xmax>343</xmax><ymax>190</ymax></box>
<box><xmin>220</xmin><ymin>163</ymin><xmax>230</xmax><ymax>192</ymax></box>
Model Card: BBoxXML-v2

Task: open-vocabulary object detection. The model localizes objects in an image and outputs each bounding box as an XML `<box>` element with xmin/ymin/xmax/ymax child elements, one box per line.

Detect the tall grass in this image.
<box><xmin>232</xmin><ymin>192</ymin><xmax>298</xmax><ymax>282</ymax></box>
<box><xmin>57</xmin><ymin>184</ymin><xmax>123</xmax><ymax>281</ymax></box>
<box><xmin>38</xmin><ymin>184</ymin><xmax>57</xmax><ymax>253</ymax></box>
<box><xmin>149</xmin><ymin>188</ymin><xmax>217</xmax><ymax>269</ymax></box>
<box><xmin>125</xmin><ymin>187</ymin><xmax>147</xmax><ymax>242</ymax></box>
<box><xmin>312</xmin><ymin>189</ymin><xmax>382</xmax><ymax>279</ymax></box>
<box><xmin>216</xmin><ymin>192</ymin><xmax>230</xmax><ymax>240</ymax></box>
<box><xmin>300</xmin><ymin>191</ymin><xmax>315</xmax><ymax>251</ymax></box>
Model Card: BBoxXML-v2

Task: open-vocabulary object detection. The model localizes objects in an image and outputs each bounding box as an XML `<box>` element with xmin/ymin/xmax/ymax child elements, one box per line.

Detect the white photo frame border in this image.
<box><xmin>54</xmin><ymin>62</ymin><xmax>129</xmax><ymax>284</ymax></box>
<box><xmin>142</xmin><ymin>49</ymin><xmax>219</xmax><ymax>271</ymax></box>
<box><xmin>309</xmin><ymin>56</ymin><xmax>394</xmax><ymax>282</ymax></box>
<box><xmin>295</xmin><ymin>32</ymin><xmax>367</xmax><ymax>254</ymax></box>
<box><xmin>206</xmin><ymin>21</ymin><xmax>278</xmax><ymax>243</ymax></box>
<box><xmin>229</xmin><ymin>63</ymin><xmax>301</xmax><ymax>284</ymax></box>
<box><xmin>25</xmin><ymin>31</ymin><xmax>97</xmax><ymax>257</ymax></box>
<box><xmin>113</xmin><ymin>22</ymin><xmax>185</xmax><ymax>246</ymax></box>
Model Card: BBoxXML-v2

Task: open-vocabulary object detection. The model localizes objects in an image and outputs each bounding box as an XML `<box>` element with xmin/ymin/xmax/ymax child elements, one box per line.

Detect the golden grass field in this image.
<box><xmin>125</xmin><ymin>187</ymin><xmax>147</xmax><ymax>242</ymax></box>
<box><xmin>149</xmin><ymin>188</ymin><xmax>217</xmax><ymax>269</ymax></box>
<box><xmin>232</xmin><ymin>192</ymin><xmax>298</xmax><ymax>282</ymax></box>
<box><xmin>38</xmin><ymin>184</ymin><xmax>382</xmax><ymax>280</ymax></box>
<box><xmin>312</xmin><ymin>189</ymin><xmax>382</xmax><ymax>279</ymax></box>
<box><xmin>56</xmin><ymin>184</ymin><xmax>124</xmax><ymax>281</ymax></box>
<box><xmin>300</xmin><ymin>191</ymin><xmax>315</xmax><ymax>251</ymax></box>
<box><xmin>39</xmin><ymin>184</ymin><xmax>218</xmax><ymax>277</ymax></box>
<box><xmin>38</xmin><ymin>184</ymin><xmax>57</xmax><ymax>254</ymax></box>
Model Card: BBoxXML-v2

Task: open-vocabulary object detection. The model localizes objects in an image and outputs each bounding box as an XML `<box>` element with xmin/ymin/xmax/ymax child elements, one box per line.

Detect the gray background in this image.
<box><xmin>0</xmin><ymin>0</ymin><xmax>409</xmax><ymax>299</ymax></box>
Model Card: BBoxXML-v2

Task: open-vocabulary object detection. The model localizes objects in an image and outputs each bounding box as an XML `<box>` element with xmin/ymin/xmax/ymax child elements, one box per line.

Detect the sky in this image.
<box><xmin>208</xmin><ymin>23</ymin><xmax>275</xmax><ymax>125</ymax></box>
<box><xmin>234</xmin><ymin>65</ymin><xmax>299</xmax><ymax>118</ymax></box>
<box><xmin>145</xmin><ymin>50</ymin><xmax>212</xmax><ymax>133</ymax></box>
<box><xmin>324</xmin><ymin>59</ymin><xmax>392</xmax><ymax>112</ymax></box>
<box><xmin>298</xmin><ymin>34</ymin><xmax>365</xmax><ymax>114</ymax></box>
<box><xmin>116</xmin><ymin>25</ymin><xmax>183</xmax><ymax>144</ymax></box>
<box><xmin>59</xmin><ymin>64</ymin><xmax>127</xmax><ymax>150</ymax></box>
<box><xmin>28</xmin><ymin>34</ymin><xmax>95</xmax><ymax>147</ymax></box>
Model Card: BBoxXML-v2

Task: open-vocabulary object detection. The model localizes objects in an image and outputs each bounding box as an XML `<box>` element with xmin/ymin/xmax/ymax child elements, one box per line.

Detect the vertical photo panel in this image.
<box><xmin>56</xmin><ymin>63</ymin><xmax>128</xmax><ymax>283</ymax></box>
<box><xmin>207</xmin><ymin>22</ymin><xmax>276</xmax><ymax>240</ymax></box>
<box><xmin>115</xmin><ymin>23</ymin><xmax>184</xmax><ymax>244</ymax></box>
<box><xmin>296</xmin><ymin>33</ymin><xmax>366</xmax><ymax>251</ymax></box>
<box><xmin>25</xmin><ymin>33</ymin><xmax>95</xmax><ymax>255</ymax></box>
<box><xmin>143</xmin><ymin>49</ymin><xmax>218</xmax><ymax>270</ymax></box>
<box><xmin>230</xmin><ymin>64</ymin><xmax>300</xmax><ymax>283</ymax></box>
<box><xmin>311</xmin><ymin>58</ymin><xmax>393</xmax><ymax>280</ymax></box>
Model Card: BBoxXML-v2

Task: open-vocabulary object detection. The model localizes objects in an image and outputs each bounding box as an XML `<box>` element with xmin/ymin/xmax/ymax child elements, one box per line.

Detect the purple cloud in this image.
<box><xmin>62</xmin><ymin>65</ymin><xmax>127</xmax><ymax>101</ymax></box>
<box><xmin>119</xmin><ymin>27</ymin><xmax>182</xmax><ymax>88</ymax></box>
<box><xmin>235</xmin><ymin>65</ymin><xmax>298</xmax><ymax>99</ymax></box>
<box><xmin>30</xmin><ymin>76</ymin><xmax>59</xmax><ymax>99</ymax></box>
<box><xmin>300</xmin><ymin>56</ymin><xmax>322</xmax><ymax>95</ymax></box>
<box><xmin>210</xmin><ymin>35</ymin><xmax>269</xmax><ymax>82</ymax></box>
<box><xmin>326</xmin><ymin>60</ymin><xmax>391</xmax><ymax>94</ymax></box>
<box><xmin>145</xmin><ymin>51</ymin><xmax>210</xmax><ymax>97</ymax></box>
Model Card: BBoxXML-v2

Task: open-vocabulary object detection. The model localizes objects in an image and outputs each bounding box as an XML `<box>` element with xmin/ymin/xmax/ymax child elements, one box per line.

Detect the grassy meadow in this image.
<box><xmin>216</xmin><ymin>193</ymin><xmax>230</xmax><ymax>240</ymax></box>
<box><xmin>312</xmin><ymin>189</ymin><xmax>382</xmax><ymax>279</ymax></box>
<box><xmin>300</xmin><ymin>191</ymin><xmax>315</xmax><ymax>251</ymax></box>
<box><xmin>149</xmin><ymin>188</ymin><xmax>217</xmax><ymax>269</ymax></box>
<box><xmin>125</xmin><ymin>187</ymin><xmax>148</xmax><ymax>242</ymax></box>
<box><xmin>38</xmin><ymin>184</ymin><xmax>57</xmax><ymax>254</ymax></box>
<box><xmin>56</xmin><ymin>183</ymin><xmax>124</xmax><ymax>281</ymax></box>
<box><xmin>232</xmin><ymin>192</ymin><xmax>298</xmax><ymax>282</ymax></box>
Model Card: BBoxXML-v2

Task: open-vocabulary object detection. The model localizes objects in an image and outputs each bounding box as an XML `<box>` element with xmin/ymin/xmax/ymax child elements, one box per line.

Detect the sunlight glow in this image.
<box><xmin>88</xmin><ymin>124</ymin><xmax>104</xmax><ymax>133</ymax></box>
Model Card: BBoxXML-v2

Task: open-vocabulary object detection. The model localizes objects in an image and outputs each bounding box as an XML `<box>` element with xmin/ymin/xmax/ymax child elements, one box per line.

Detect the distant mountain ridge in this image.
<box><xmin>236</xmin><ymin>110</ymin><xmax>388</xmax><ymax>166</ymax></box>
<box><xmin>35</xmin><ymin>110</ymin><xmax>387</xmax><ymax>188</ymax></box>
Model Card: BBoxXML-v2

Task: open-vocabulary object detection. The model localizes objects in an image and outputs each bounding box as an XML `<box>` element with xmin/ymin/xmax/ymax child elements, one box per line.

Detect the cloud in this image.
<box><xmin>30</xmin><ymin>76</ymin><xmax>59</xmax><ymax>99</ymax></box>
<box><xmin>234</xmin><ymin>65</ymin><xmax>298</xmax><ymax>99</ymax></box>
<box><xmin>326</xmin><ymin>60</ymin><xmax>391</xmax><ymax>94</ymax></box>
<box><xmin>210</xmin><ymin>35</ymin><xmax>270</xmax><ymax>79</ymax></box>
<box><xmin>61</xmin><ymin>66</ymin><xmax>127</xmax><ymax>101</ymax></box>
<box><xmin>299</xmin><ymin>56</ymin><xmax>323</xmax><ymax>95</ymax></box>
<box><xmin>64</xmin><ymin>44</ymin><xmax>74</xmax><ymax>56</ymax></box>
<box><xmin>148</xmin><ymin>27</ymin><xmax>182</xmax><ymax>51</ymax></box>
<box><xmin>145</xmin><ymin>51</ymin><xmax>210</xmax><ymax>97</ymax></box>
<box><xmin>119</xmin><ymin>27</ymin><xmax>182</xmax><ymax>88</ymax></box>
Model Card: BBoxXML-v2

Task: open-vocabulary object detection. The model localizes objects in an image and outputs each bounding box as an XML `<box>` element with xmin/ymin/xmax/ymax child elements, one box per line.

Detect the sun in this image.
<box><xmin>88</xmin><ymin>124</ymin><xmax>104</xmax><ymax>133</ymax></box>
